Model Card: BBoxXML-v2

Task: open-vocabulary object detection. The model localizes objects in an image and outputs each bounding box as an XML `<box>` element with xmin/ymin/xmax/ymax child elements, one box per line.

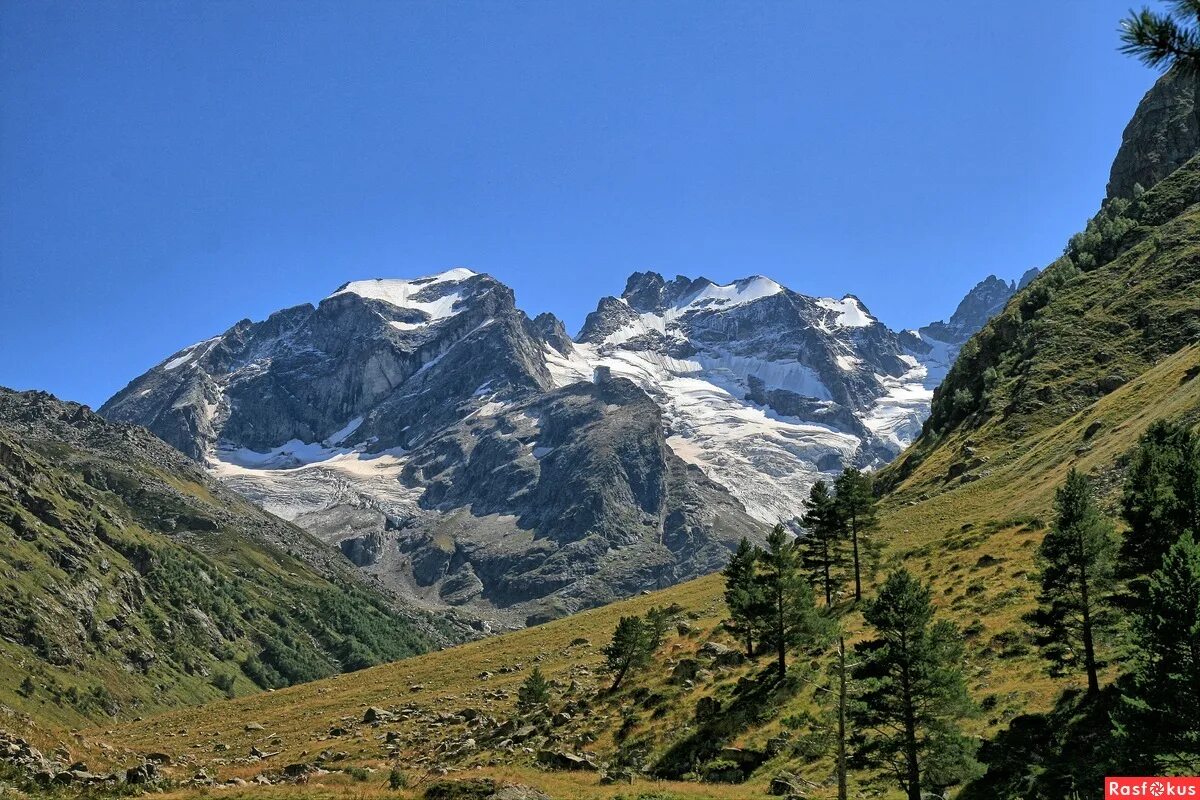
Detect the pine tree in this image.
<box><xmin>517</xmin><ymin>664</ymin><xmax>551</xmax><ymax>710</ymax></box>
<box><xmin>756</xmin><ymin>523</ymin><xmax>827</xmax><ymax>677</ymax></box>
<box><xmin>1116</xmin><ymin>532</ymin><xmax>1200</xmax><ymax>772</ymax></box>
<box><xmin>602</xmin><ymin>616</ymin><xmax>653</xmax><ymax>692</ymax></box>
<box><xmin>1122</xmin><ymin>420</ymin><xmax>1200</xmax><ymax>577</ymax></box>
<box><xmin>800</xmin><ymin>480</ymin><xmax>844</xmax><ymax>606</ymax></box>
<box><xmin>723</xmin><ymin>537</ymin><xmax>762</xmax><ymax>656</ymax></box>
<box><xmin>835</xmin><ymin>468</ymin><xmax>877</xmax><ymax>602</ymax></box>
<box><xmin>1029</xmin><ymin>468</ymin><xmax>1116</xmax><ymax>694</ymax></box>
<box><xmin>1120</xmin><ymin>2</ymin><xmax>1200</xmax><ymax>76</ymax></box>
<box><xmin>850</xmin><ymin>569</ymin><xmax>980</xmax><ymax>800</ymax></box>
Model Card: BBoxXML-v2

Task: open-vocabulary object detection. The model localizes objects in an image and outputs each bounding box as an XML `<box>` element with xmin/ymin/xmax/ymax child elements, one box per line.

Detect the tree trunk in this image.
<box><xmin>610</xmin><ymin>660</ymin><xmax>630</xmax><ymax>692</ymax></box>
<box><xmin>1077</xmin><ymin>533</ymin><xmax>1100</xmax><ymax>694</ymax></box>
<box><xmin>776</xmin><ymin>591</ymin><xmax>787</xmax><ymax>677</ymax></box>
<box><xmin>837</xmin><ymin>636</ymin><xmax>848</xmax><ymax>800</ymax></box>
<box><xmin>900</xmin><ymin>642</ymin><xmax>921</xmax><ymax>800</ymax></box>
<box><xmin>851</xmin><ymin>514</ymin><xmax>862</xmax><ymax>602</ymax></box>
<box><xmin>745</xmin><ymin>628</ymin><xmax>754</xmax><ymax>659</ymax></box>
<box><xmin>822</xmin><ymin>538</ymin><xmax>833</xmax><ymax>606</ymax></box>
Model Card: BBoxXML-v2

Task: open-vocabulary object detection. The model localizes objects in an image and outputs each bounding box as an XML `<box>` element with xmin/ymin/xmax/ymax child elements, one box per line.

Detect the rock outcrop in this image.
<box><xmin>1108</xmin><ymin>68</ymin><xmax>1200</xmax><ymax>200</ymax></box>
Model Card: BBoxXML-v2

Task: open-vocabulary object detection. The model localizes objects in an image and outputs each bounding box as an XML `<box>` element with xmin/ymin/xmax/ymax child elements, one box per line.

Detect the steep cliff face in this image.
<box><xmin>1108</xmin><ymin>68</ymin><xmax>1200</xmax><ymax>200</ymax></box>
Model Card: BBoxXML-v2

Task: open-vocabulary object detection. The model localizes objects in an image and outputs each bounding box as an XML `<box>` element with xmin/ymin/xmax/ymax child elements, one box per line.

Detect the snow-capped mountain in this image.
<box><xmin>543</xmin><ymin>272</ymin><xmax>939</xmax><ymax>522</ymax></box>
<box><xmin>101</xmin><ymin>267</ymin><xmax>1016</xmax><ymax>627</ymax></box>
<box><xmin>101</xmin><ymin>269</ymin><xmax>761</xmax><ymax>628</ymax></box>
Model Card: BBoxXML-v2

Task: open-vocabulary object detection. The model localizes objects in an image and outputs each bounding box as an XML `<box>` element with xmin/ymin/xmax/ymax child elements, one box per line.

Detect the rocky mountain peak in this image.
<box><xmin>919</xmin><ymin>274</ymin><xmax>1020</xmax><ymax>347</ymax></box>
<box><xmin>100</xmin><ymin>265</ymin><xmax>1021</xmax><ymax>628</ymax></box>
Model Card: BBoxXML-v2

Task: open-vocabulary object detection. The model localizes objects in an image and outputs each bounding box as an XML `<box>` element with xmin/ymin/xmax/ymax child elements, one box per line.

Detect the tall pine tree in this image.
<box><xmin>1122</xmin><ymin>420</ymin><xmax>1200</xmax><ymax>577</ymax></box>
<box><xmin>801</xmin><ymin>480</ymin><xmax>844</xmax><ymax>606</ymax></box>
<box><xmin>1030</xmin><ymin>468</ymin><xmax>1116</xmax><ymax>694</ymax></box>
<box><xmin>850</xmin><ymin>569</ymin><xmax>980</xmax><ymax>800</ymax></box>
<box><xmin>723</xmin><ymin>537</ymin><xmax>762</xmax><ymax>657</ymax></box>
<box><xmin>835</xmin><ymin>468</ymin><xmax>877</xmax><ymax>602</ymax></box>
<box><xmin>1116</xmin><ymin>532</ymin><xmax>1200</xmax><ymax>772</ymax></box>
<box><xmin>756</xmin><ymin>524</ymin><xmax>827</xmax><ymax>677</ymax></box>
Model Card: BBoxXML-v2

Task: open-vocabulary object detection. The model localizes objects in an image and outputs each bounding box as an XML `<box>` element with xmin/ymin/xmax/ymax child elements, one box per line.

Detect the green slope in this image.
<box><xmin>885</xmin><ymin>153</ymin><xmax>1200</xmax><ymax>499</ymax></box>
<box><xmin>0</xmin><ymin>388</ymin><xmax>450</xmax><ymax>730</ymax></box>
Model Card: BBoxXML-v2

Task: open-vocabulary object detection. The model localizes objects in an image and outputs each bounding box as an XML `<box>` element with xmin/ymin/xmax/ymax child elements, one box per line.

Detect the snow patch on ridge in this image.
<box><xmin>816</xmin><ymin>296</ymin><xmax>873</xmax><ymax>327</ymax></box>
<box><xmin>331</xmin><ymin>269</ymin><xmax>477</xmax><ymax>325</ymax></box>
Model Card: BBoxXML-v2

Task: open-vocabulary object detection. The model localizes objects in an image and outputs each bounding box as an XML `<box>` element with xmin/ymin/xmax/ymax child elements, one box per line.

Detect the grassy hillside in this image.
<box><xmin>886</xmin><ymin>153</ymin><xmax>1200</xmax><ymax>497</ymax></box>
<box><xmin>0</xmin><ymin>389</ymin><xmax>448</xmax><ymax>732</ymax></box>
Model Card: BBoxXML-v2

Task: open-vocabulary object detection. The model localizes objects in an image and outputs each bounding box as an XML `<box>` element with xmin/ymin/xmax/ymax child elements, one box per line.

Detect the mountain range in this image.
<box><xmin>99</xmin><ymin>266</ymin><xmax>1025</xmax><ymax>628</ymax></box>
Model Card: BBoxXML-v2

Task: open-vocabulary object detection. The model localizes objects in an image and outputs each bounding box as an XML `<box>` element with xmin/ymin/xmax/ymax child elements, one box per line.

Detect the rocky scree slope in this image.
<box><xmin>0</xmin><ymin>387</ymin><xmax>441</xmax><ymax>727</ymax></box>
<box><xmin>101</xmin><ymin>268</ymin><xmax>1019</xmax><ymax>628</ymax></box>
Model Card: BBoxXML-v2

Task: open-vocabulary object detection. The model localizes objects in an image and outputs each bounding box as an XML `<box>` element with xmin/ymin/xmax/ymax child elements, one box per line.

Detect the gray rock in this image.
<box><xmin>1108</xmin><ymin>70</ymin><xmax>1200</xmax><ymax>200</ymax></box>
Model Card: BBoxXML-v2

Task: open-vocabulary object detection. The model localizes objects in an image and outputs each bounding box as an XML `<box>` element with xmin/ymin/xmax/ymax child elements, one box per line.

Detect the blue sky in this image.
<box><xmin>1</xmin><ymin>1</ymin><xmax>1158</xmax><ymax>408</ymax></box>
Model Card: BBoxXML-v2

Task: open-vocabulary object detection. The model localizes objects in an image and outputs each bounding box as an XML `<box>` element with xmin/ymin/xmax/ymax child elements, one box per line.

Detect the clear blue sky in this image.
<box><xmin>0</xmin><ymin>1</ymin><xmax>1158</xmax><ymax>408</ymax></box>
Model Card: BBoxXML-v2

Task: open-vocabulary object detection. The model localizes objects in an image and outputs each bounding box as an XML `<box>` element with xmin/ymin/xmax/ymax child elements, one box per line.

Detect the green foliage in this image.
<box><xmin>603</xmin><ymin>613</ymin><xmax>660</xmax><ymax>692</ymax></box>
<box><xmin>1120</xmin><ymin>2</ymin><xmax>1200</xmax><ymax>75</ymax></box>
<box><xmin>799</xmin><ymin>480</ymin><xmax>845</xmax><ymax>606</ymax></box>
<box><xmin>1066</xmin><ymin>196</ymin><xmax>1143</xmax><ymax>270</ymax></box>
<box><xmin>1121</xmin><ymin>420</ymin><xmax>1200</xmax><ymax>577</ymax></box>
<box><xmin>517</xmin><ymin>665</ymin><xmax>551</xmax><ymax>710</ymax></box>
<box><xmin>1115</xmin><ymin>532</ymin><xmax>1200</xmax><ymax>772</ymax></box>
<box><xmin>722</xmin><ymin>538</ymin><xmax>763</xmax><ymax>656</ymax></box>
<box><xmin>755</xmin><ymin>524</ymin><xmax>829</xmax><ymax>677</ymax></box>
<box><xmin>1028</xmin><ymin>469</ymin><xmax>1117</xmax><ymax>693</ymax></box>
<box><xmin>851</xmin><ymin>569</ymin><xmax>981</xmax><ymax>800</ymax></box>
<box><xmin>388</xmin><ymin>767</ymin><xmax>409</xmax><ymax>789</ymax></box>
<box><xmin>834</xmin><ymin>468</ymin><xmax>878</xmax><ymax>602</ymax></box>
<box><xmin>345</xmin><ymin>766</ymin><xmax>371</xmax><ymax>781</ymax></box>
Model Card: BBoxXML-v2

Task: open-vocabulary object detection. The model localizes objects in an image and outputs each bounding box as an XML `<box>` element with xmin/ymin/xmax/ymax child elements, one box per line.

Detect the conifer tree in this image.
<box><xmin>1116</xmin><ymin>532</ymin><xmax>1200</xmax><ymax>772</ymax></box>
<box><xmin>1030</xmin><ymin>468</ymin><xmax>1116</xmax><ymax>694</ymax></box>
<box><xmin>517</xmin><ymin>664</ymin><xmax>551</xmax><ymax>709</ymax></box>
<box><xmin>850</xmin><ymin>569</ymin><xmax>980</xmax><ymax>800</ymax></box>
<box><xmin>1122</xmin><ymin>420</ymin><xmax>1200</xmax><ymax>577</ymax></box>
<box><xmin>723</xmin><ymin>537</ymin><xmax>763</xmax><ymax>657</ymax></box>
<box><xmin>834</xmin><ymin>468</ymin><xmax>877</xmax><ymax>602</ymax></box>
<box><xmin>1121</xmin><ymin>2</ymin><xmax>1200</xmax><ymax>76</ymax></box>
<box><xmin>756</xmin><ymin>523</ymin><xmax>827</xmax><ymax>677</ymax></box>
<box><xmin>602</xmin><ymin>616</ymin><xmax>652</xmax><ymax>692</ymax></box>
<box><xmin>801</xmin><ymin>480</ymin><xmax>844</xmax><ymax>606</ymax></box>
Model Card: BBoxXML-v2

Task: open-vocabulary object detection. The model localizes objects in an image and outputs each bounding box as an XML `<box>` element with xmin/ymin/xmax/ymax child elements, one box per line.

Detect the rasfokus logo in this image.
<box><xmin>1107</xmin><ymin>778</ymin><xmax>1200</xmax><ymax>797</ymax></box>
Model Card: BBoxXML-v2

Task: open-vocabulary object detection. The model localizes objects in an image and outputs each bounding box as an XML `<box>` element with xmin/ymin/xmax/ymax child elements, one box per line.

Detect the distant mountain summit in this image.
<box><xmin>102</xmin><ymin>266</ymin><xmax>1015</xmax><ymax>626</ymax></box>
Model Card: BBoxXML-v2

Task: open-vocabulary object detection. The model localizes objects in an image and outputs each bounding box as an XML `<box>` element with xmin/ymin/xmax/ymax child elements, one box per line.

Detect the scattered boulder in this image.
<box><xmin>699</xmin><ymin>641</ymin><xmax>732</xmax><ymax>658</ymax></box>
<box><xmin>125</xmin><ymin>763</ymin><xmax>158</xmax><ymax>785</ymax></box>
<box><xmin>535</xmin><ymin>749</ymin><xmax>598</xmax><ymax>771</ymax></box>
<box><xmin>771</xmin><ymin>770</ymin><xmax>803</xmax><ymax>796</ymax></box>
<box><xmin>364</xmin><ymin>706</ymin><xmax>394</xmax><ymax>723</ymax></box>
<box><xmin>672</xmin><ymin>658</ymin><xmax>701</xmax><ymax>683</ymax></box>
